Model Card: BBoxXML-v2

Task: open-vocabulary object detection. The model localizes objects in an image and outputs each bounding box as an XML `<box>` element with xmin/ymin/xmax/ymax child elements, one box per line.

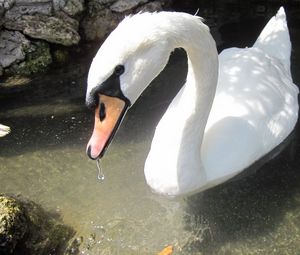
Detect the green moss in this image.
<box><xmin>0</xmin><ymin>194</ymin><xmax>75</xmax><ymax>255</ymax></box>
<box><xmin>53</xmin><ymin>49</ymin><xmax>69</xmax><ymax>63</ymax></box>
<box><xmin>0</xmin><ymin>195</ymin><xmax>28</xmax><ymax>254</ymax></box>
<box><xmin>7</xmin><ymin>41</ymin><xmax>52</xmax><ymax>76</ymax></box>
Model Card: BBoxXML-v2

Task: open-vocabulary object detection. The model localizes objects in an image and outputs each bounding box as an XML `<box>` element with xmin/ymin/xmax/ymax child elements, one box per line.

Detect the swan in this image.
<box><xmin>85</xmin><ymin>7</ymin><xmax>299</xmax><ymax>196</ymax></box>
<box><xmin>0</xmin><ymin>124</ymin><xmax>10</xmax><ymax>137</ymax></box>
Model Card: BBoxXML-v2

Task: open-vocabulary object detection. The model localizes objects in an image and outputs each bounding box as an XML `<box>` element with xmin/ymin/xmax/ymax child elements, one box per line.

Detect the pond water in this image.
<box><xmin>1</xmin><ymin>15</ymin><xmax>300</xmax><ymax>255</ymax></box>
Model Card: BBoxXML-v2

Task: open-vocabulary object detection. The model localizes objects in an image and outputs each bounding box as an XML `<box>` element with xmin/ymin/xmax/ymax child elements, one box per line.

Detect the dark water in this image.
<box><xmin>0</xmin><ymin>12</ymin><xmax>300</xmax><ymax>255</ymax></box>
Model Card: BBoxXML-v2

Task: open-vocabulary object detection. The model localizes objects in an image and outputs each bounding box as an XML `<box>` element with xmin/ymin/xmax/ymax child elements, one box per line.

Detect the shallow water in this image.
<box><xmin>1</xmin><ymin>17</ymin><xmax>300</xmax><ymax>255</ymax></box>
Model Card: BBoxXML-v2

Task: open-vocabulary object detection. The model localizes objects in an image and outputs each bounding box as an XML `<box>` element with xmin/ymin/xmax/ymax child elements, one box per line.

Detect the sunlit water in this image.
<box><xmin>1</xmin><ymin>16</ymin><xmax>300</xmax><ymax>255</ymax></box>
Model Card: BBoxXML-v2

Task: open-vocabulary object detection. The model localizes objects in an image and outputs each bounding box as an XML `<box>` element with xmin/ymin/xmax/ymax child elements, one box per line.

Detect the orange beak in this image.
<box><xmin>86</xmin><ymin>94</ymin><xmax>128</xmax><ymax>159</ymax></box>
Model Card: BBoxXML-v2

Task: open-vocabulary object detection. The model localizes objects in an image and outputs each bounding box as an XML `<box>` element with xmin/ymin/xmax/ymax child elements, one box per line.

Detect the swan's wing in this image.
<box><xmin>203</xmin><ymin>47</ymin><xmax>298</xmax><ymax>181</ymax></box>
<box><xmin>253</xmin><ymin>7</ymin><xmax>291</xmax><ymax>73</ymax></box>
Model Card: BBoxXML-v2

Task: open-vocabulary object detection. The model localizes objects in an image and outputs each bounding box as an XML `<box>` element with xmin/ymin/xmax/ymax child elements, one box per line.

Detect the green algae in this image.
<box><xmin>0</xmin><ymin>194</ymin><xmax>75</xmax><ymax>255</ymax></box>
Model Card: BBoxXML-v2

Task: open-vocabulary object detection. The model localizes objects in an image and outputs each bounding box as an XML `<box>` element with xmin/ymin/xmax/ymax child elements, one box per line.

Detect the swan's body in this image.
<box><xmin>86</xmin><ymin>7</ymin><xmax>298</xmax><ymax>196</ymax></box>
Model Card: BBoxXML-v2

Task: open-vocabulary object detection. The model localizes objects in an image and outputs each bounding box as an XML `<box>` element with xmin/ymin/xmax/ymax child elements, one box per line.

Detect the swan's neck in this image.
<box><xmin>144</xmin><ymin>24</ymin><xmax>219</xmax><ymax>196</ymax></box>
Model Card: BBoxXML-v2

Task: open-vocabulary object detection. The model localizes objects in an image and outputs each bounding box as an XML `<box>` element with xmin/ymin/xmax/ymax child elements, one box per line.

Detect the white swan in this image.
<box><xmin>0</xmin><ymin>124</ymin><xmax>10</xmax><ymax>137</ymax></box>
<box><xmin>85</xmin><ymin>7</ymin><xmax>299</xmax><ymax>196</ymax></box>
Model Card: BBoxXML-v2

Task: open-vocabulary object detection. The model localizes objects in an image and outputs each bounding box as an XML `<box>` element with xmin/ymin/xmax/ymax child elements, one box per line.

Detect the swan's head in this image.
<box><xmin>86</xmin><ymin>12</ymin><xmax>175</xmax><ymax>159</ymax></box>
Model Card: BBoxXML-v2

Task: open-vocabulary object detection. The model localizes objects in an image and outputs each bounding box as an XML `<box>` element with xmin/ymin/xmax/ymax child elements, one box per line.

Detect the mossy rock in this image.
<box><xmin>0</xmin><ymin>195</ymin><xmax>28</xmax><ymax>254</ymax></box>
<box><xmin>6</xmin><ymin>41</ymin><xmax>52</xmax><ymax>76</ymax></box>
<box><xmin>0</xmin><ymin>194</ymin><xmax>75</xmax><ymax>255</ymax></box>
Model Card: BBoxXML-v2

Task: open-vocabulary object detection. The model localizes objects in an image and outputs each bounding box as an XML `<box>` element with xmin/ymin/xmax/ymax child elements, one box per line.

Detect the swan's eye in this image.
<box><xmin>99</xmin><ymin>102</ymin><xmax>106</xmax><ymax>121</ymax></box>
<box><xmin>114</xmin><ymin>65</ymin><xmax>125</xmax><ymax>76</ymax></box>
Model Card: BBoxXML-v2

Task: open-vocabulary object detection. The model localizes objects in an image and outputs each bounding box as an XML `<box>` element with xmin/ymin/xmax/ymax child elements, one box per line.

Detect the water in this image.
<box><xmin>0</xmin><ymin>18</ymin><xmax>300</xmax><ymax>255</ymax></box>
<box><xmin>97</xmin><ymin>159</ymin><xmax>105</xmax><ymax>182</ymax></box>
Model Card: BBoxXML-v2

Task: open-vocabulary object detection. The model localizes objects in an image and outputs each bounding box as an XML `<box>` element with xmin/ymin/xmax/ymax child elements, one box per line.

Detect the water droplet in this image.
<box><xmin>96</xmin><ymin>158</ymin><xmax>105</xmax><ymax>182</ymax></box>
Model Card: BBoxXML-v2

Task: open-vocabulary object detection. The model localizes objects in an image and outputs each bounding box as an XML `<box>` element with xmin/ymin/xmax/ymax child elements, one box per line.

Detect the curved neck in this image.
<box><xmin>144</xmin><ymin>20</ymin><xmax>219</xmax><ymax>196</ymax></box>
<box><xmin>179</xmin><ymin>32</ymin><xmax>219</xmax><ymax>156</ymax></box>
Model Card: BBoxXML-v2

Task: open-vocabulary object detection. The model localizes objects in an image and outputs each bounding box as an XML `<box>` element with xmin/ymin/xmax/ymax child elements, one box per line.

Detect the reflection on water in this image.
<box><xmin>1</xmin><ymin>19</ymin><xmax>300</xmax><ymax>255</ymax></box>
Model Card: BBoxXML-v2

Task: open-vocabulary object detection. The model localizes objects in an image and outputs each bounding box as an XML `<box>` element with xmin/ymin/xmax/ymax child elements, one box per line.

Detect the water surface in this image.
<box><xmin>0</xmin><ymin>17</ymin><xmax>300</xmax><ymax>255</ymax></box>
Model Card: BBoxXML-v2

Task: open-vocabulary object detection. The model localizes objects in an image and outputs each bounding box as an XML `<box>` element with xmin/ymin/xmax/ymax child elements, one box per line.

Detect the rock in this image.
<box><xmin>81</xmin><ymin>8</ymin><xmax>121</xmax><ymax>41</ymax></box>
<box><xmin>82</xmin><ymin>0</ymin><xmax>171</xmax><ymax>42</ymax></box>
<box><xmin>59</xmin><ymin>0</ymin><xmax>85</xmax><ymax>17</ymax></box>
<box><xmin>0</xmin><ymin>0</ymin><xmax>15</xmax><ymax>14</ymax></box>
<box><xmin>110</xmin><ymin>0</ymin><xmax>149</xmax><ymax>13</ymax></box>
<box><xmin>0</xmin><ymin>195</ymin><xmax>28</xmax><ymax>254</ymax></box>
<box><xmin>97</xmin><ymin>0</ymin><xmax>117</xmax><ymax>5</ymax></box>
<box><xmin>16</xmin><ymin>0</ymin><xmax>51</xmax><ymax>3</ymax></box>
<box><xmin>4</xmin><ymin>0</ymin><xmax>52</xmax><ymax>20</ymax></box>
<box><xmin>55</xmin><ymin>10</ymin><xmax>80</xmax><ymax>29</ymax></box>
<box><xmin>0</xmin><ymin>0</ymin><xmax>14</xmax><ymax>25</ymax></box>
<box><xmin>136</xmin><ymin>1</ymin><xmax>166</xmax><ymax>12</ymax></box>
<box><xmin>0</xmin><ymin>29</ymin><xmax>53</xmax><ymax>76</ymax></box>
<box><xmin>7</xmin><ymin>40</ymin><xmax>52</xmax><ymax>75</ymax></box>
<box><xmin>0</xmin><ymin>194</ymin><xmax>74</xmax><ymax>255</ymax></box>
<box><xmin>84</xmin><ymin>0</ymin><xmax>107</xmax><ymax>15</ymax></box>
<box><xmin>1</xmin><ymin>0</ymin><xmax>172</xmax><ymax>76</ymax></box>
<box><xmin>4</xmin><ymin>14</ymin><xmax>80</xmax><ymax>46</ymax></box>
<box><xmin>0</xmin><ymin>30</ymin><xmax>30</xmax><ymax>68</ymax></box>
<box><xmin>53</xmin><ymin>0</ymin><xmax>85</xmax><ymax>17</ymax></box>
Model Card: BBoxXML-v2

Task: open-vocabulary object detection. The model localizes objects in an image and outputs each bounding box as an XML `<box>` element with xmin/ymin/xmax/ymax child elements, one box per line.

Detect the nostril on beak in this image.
<box><xmin>99</xmin><ymin>102</ymin><xmax>106</xmax><ymax>121</ymax></box>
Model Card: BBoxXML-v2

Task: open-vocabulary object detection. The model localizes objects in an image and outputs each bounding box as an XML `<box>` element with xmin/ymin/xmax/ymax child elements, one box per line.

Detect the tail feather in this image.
<box><xmin>253</xmin><ymin>7</ymin><xmax>291</xmax><ymax>72</ymax></box>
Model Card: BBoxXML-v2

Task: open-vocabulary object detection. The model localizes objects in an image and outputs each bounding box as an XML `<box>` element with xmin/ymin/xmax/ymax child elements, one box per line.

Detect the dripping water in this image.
<box><xmin>97</xmin><ymin>158</ymin><xmax>105</xmax><ymax>181</ymax></box>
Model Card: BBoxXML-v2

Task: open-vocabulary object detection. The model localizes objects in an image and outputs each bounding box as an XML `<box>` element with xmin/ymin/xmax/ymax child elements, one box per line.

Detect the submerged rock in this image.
<box><xmin>0</xmin><ymin>195</ymin><xmax>27</xmax><ymax>254</ymax></box>
<box><xmin>0</xmin><ymin>194</ymin><xmax>75</xmax><ymax>255</ymax></box>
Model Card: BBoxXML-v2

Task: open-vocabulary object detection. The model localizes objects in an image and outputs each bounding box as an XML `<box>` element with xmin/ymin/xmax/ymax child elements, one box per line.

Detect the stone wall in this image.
<box><xmin>0</xmin><ymin>0</ymin><xmax>171</xmax><ymax>77</ymax></box>
<box><xmin>1</xmin><ymin>0</ymin><xmax>299</xmax><ymax>78</ymax></box>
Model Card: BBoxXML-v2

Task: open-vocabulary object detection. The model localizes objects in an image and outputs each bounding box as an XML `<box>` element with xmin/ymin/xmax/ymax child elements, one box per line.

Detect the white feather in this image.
<box><xmin>0</xmin><ymin>124</ymin><xmax>10</xmax><ymax>137</ymax></box>
<box><xmin>87</xmin><ymin>8</ymin><xmax>299</xmax><ymax>196</ymax></box>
